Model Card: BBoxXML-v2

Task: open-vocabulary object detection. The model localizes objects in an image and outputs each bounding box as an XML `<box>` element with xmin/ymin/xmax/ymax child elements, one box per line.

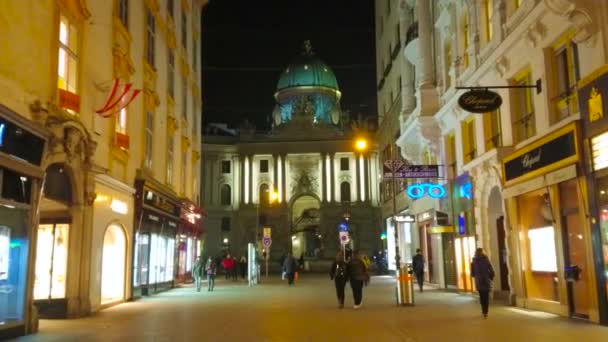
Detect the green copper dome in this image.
<box><xmin>276</xmin><ymin>41</ymin><xmax>339</xmax><ymax>92</ymax></box>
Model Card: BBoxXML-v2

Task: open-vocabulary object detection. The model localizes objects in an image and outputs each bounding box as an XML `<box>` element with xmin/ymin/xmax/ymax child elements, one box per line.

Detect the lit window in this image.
<box><xmin>461</xmin><ymin>118</ymin><xmax>476</xmax><ymax>163</ymax></box>
<box><xmin>145</xmin><ymin>112</ymin><xmax>153</xmax><ymax>169</ymax></box>
<box><xmin>167</xmin><ymin>136</ymin><xmax>174</xmax><ymax>184</ymax></box>
<box><xmin>512</xmin><ymin>69</ymin><xmax>535</xmax><ymax>142</ymax></box>
<box><xmin>34</xmin><ymin>223</ymin><xmax>69</xmax><ymax>300</ymax></box>
<box><xmin>445</xmin><ymin>132</ymin><xmax>456</xmax><ymax>179</ymax></box>
<box><xmin>484</xmin><ymin>0</ymin><xmax>494</xmax><ymax>43</ymax></box>
<box><xmin>483</xmin><ymin>109</ymin><xmax>502</xmax><ymax>151</ymax></box>
<box><xmin>146</xmin><ymin>9</ymin><xmax>155</xmax><ymax>67</ymax></box>
<box><xmin>116</xmin><ymin>107</ymin><xmax>127</xmax><ymax>134</ymax></box>
<box><xmin>168</xmin><ymin>50</ymin><xmax>175</xmax><ymax>98</ymax></box>
<box><xmin>57</xmin><ymin>15</ymin><xmax>78</xmax><ymax>94</ymax></box>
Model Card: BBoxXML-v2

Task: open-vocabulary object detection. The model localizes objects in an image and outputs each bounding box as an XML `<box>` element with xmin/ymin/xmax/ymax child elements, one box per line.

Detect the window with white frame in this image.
<box><xmin>168</xmin><ymin>49</ymin><xmax>174</xmax><ymax>98</ymax></box>
<box><xmin>167</xmin><ymin>136</ymin><xmax>174</xmax><ymax>184</ymax></box>
<box><xmin>145</xmin><ymin>111</ymin><xmax>154</xmax><ymax>169</ymax></box>
<box><xmin>116</xmin><ymin>107</ymin><xmax>127</xmax><ymax>134</ymax></box>
<box><xmin>146</xmin><ymin>9</ymin><xmax>155</xmax><ymax>67</ymax></box>
<box><xmin>118</xmin><ymin>0</ymin><xmax>128</xmax><ymax>27</ymax></box>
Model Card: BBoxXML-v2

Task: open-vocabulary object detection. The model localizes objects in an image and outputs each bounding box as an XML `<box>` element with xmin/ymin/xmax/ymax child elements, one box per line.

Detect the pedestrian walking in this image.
<box><xmin>329</xmin><ymin>251</ymin><xmax>349</xmax><ymax>309</ymax></box>
<box><xmin>239</xmin><ymin>256</ymin><xmax>247</xmax><ymax>279</ymax></box>
<box><xmin>471</xmin><ymin>248</ymin><xmax>495</xmax><ymax>318</ymax></box>
<box><xmin>348</xmin><ymin>250</ymin><xmax>370</xmax><ymax>309</ymax></box>
<box><xmin>412</xmin><ymin>249</ymin><xmax>425</xmax><ymax>292</ymax></box>
<box><xmin>231</xmin><ymin>255</ymin><xmax>238</xmax><ymax>281</ymax></box>
<box><xmin>282</xmin><ymin>252</ymin><xmax>297</xmax><ymax>286</ymax></box>
<box><xmin>222</xmin><ymin>254</ymin><xmax>232</xmax><ymax>279</ymax></box>
<box><xmin>205</xmin><ymin>256</ymin><xmax>217</xmax><ymax>292</ymax></box>
<box><xmin>192</xmin><ymin>256</ymin><xmax>204</xmax><ymax>292</ymax></box>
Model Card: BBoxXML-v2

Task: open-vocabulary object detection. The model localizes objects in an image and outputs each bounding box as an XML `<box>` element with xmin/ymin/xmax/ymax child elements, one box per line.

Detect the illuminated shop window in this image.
<box><xmin>528</xmin><ymin>227</ymin><xmax>558</xmax><ymax>272</ymax></box>
<box><xmin>116</xmin><ymin>107</ymin><xmax>127</xmax><ymax>134</ymax></box>
<box><xmin>34</xmin><ymin>223</ymin><xmax>69</xmax><ymax>300</ymax></box>
<box><xmin>58</xmin><ymin>15</ymin><xmax>78</xmax><ymax>94</ymax></box>
<box><xmin>0</xmin><ymin>206</ymin><xmax>30</xmax><ymax>324</ymax></box>
<box><xmin>101</xmin><ymin>224</ymin><xmax>126</xmax><ymax>304</ymax></box>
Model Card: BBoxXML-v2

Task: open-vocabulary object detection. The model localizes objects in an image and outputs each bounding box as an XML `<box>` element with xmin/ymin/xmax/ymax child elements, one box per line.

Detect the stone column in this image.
<box><xmin>356</xmin><ymin>154</ymin><xmax>362</xmax><ymax>202</ymax></box>
<box><xmin>329</xmin><ymin>153</ymin><xmax>335</xmax><ymax>202</ymax></box>
<box><xmin>321</xmin><ymin>152</ymin><xmax>327</xmax><ymax>202</ymax></box>
<box><xmin>240</xmin><ymin>155</ymin><xmax>246</xmax><ymax>205</ymax></box>
<box><xmin>364</xmin><ymin>155</ymin><xmax>370</xmax><ymax>203</ymax></box>
<box><xmin>248</xmin><ymin>155</ymin><xmax>253</xmax><ymax>204</ymax></box>
<box><xmin>281</xmin><ymin>154</ymin><xmax>287</xmax><ymax>203</ymax></box>
<box><xmin>273</xmin><ymin>154</ymin><xmax>279</xmax><ymax>192</ymax></box>
<box><xmin>417</xmin><ymin>0</ymin><xmax>434</xmax><ymax>87</ymax></box>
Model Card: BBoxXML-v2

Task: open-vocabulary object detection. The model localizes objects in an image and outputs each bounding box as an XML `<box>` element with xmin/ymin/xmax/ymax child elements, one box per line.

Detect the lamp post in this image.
<box><xmin>256</xmin><ymin>189</ymin><xmax>278</xmax><ymax>279</ymax></box>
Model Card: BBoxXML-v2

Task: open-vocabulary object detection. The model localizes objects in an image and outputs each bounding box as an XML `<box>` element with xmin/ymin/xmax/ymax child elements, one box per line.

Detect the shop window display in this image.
<box><xmin>518</xmin><ymin>190</ymin><xmax>560</xmax><ymax>302</ymax></box>
<box><xmin>149</xmin><ymin>234</ymin><xmax>175</xmax><ymax>284</ymax></box>
<box><xmin>133</xmin><ymin>232</ymin><xmax>150</xmax><ymax>286</ymax></box>
<box><xmin>595</xmin><ymin>177</ymin><xmax>608</xmax><ymax>306</ymax></box>
<box><xmin>0</xmin><ymin>207</ymin><xmax>29</xmax><ymax>326</ymax></box>
<box><xmin>101</xmin><ymin>224</ymin><xmax>126</xmax><ymax>304</ymax></box>
<box><xmin>34</xmin><ymin>223</ymin><xmax>69</xmax><ymax>300</ymax></box>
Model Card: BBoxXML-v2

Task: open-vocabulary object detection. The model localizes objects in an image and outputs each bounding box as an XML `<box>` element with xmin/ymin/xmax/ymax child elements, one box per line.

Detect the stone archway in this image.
<box><xmin>290</xmin><ymin>195</ymin><xmax>321</xmax><ymax>258</ymax></box>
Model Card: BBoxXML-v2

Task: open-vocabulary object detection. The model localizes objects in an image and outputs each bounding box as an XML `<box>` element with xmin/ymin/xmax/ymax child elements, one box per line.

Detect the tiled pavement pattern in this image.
<box><xmin>11</xmin><ymin>275</ymin><xmax>608</xmax><ymax>342</ymax></box>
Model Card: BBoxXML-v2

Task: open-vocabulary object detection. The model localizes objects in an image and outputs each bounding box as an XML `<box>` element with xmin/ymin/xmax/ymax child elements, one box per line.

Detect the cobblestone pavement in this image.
<box><xmin>11</xmin><ymin>274</ymin><xmax>608</xmax><ymax>342</ymax></box>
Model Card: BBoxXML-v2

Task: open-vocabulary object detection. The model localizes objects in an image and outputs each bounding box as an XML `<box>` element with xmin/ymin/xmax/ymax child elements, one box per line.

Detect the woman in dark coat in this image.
<box><xmin>329</xmin><ymin>251</ymin><xmax>349</xmax><ymax>309</ymax></box>
<box><xmin>347</xmin><ymin>250</ymin><xmax>370</xmax><ymax>309</ymax></box>
<box><xmin>471</xmin><ymin>248</ymin><xmax>495</xmax><ymax>318</ymax></box>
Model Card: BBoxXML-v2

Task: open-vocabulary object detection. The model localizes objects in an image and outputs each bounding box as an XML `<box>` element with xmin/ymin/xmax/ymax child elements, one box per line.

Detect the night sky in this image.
<box><xmin>201</xmin><ymin>0</ymin><xmax>376</xmax><ymax>130</ymax></box>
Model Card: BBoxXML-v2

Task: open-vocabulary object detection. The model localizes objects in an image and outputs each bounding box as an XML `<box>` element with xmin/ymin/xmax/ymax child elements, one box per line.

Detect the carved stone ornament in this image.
<box><xmin>544</xmin><ymin>0</ymin><xmax>597</xmax><ymax>45</ymax></box>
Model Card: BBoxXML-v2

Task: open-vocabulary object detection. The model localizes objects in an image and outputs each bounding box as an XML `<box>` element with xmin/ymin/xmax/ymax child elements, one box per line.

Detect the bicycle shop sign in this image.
<box><xmin>458</xmin><ymin>89</ymin><xmax>502</xmax><ymax>113</ymax></box>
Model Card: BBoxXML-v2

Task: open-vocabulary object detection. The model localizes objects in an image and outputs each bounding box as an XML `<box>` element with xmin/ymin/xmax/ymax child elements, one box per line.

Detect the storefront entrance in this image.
<box><xmin>559</xmin><ymin>179</ymin><xmax>590</xmax><ymax>318</ymax></box>
<box><xmin>454</xmin><ymin>236</ymin><xmax>476</xmax><ymax>291</ymax></box>
<box><xmin>101</xmin><ymin>224</ymin><xmax>126</xmax><ymax>304</ymax></box>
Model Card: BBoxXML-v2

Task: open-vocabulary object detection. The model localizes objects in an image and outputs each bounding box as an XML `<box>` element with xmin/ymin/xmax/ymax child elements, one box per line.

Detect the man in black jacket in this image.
<box><xmin>412</xmin><ymin>249</ymin><xmax>425</xmax><ymax>292</ymax></box>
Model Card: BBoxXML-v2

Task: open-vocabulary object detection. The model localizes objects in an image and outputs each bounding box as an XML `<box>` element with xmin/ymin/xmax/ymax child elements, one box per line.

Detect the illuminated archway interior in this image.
<box><xmin>101</xmin><ymin>224</ymin><xmax>126</xmax><ymax>304</ymax></box>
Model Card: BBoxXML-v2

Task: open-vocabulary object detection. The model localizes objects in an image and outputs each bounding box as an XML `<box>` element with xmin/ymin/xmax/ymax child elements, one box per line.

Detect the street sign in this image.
<box><xmin>262</xmin><ymin>236</ymin><xmax>272</xmax><ymax>248</ymax></box>
<box><xmin>339</xmin><ymin>231</ymin><xmax>349</xmax><ymax>246</ymax></box>
<box><xmin>263</xmin><ymin>227</ymin><xmax>271</xmax><ymax>238</ymax></box>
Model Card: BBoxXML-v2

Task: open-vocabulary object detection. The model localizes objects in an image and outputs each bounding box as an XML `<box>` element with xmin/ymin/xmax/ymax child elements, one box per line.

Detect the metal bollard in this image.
<box><xmin>400</xmin><ymin>264</ymin><xmax>415</xmax><ymax>306</ymax></box>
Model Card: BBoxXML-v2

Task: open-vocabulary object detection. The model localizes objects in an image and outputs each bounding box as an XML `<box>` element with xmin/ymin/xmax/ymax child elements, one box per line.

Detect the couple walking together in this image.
<box><xmin>193</xmin><ymin>256</ymin><xmax>218</xmax><ymax>292</ymax></box>
<box><xmin>329</xmin><ymin>250</ymin><xmax>370</xmax><ymax>309</ymax></box>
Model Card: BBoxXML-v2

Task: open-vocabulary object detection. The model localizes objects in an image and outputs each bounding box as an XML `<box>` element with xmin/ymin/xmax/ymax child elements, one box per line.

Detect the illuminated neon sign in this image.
<box><xmin>0</xmin><ymin>123</ymin><xmax>5</xmax><ymax>147</ymax></box>
<box><xmin>459</xmin><ymin>182</ymin><xmax>472</xmax><ymax>199</ymax></box>
<box><xmin>407</xmin><ymin>183</ymin><xmax>446</xmax><ymax>199</ymax></box>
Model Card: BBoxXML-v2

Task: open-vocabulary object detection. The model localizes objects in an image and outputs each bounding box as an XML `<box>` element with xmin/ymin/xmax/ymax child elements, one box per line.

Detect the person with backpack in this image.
<box><xmin>330</xmin><ymin>251</ymin><xmax>349</xmax><ymax>309</ymax></box>
<box><xmin>205</xmin><ymin>256</ymin><xmax>218</xmax><ymax>292</ymax></box>
<box><xmin>471</xmin><ymin>248</ymin><xmax>495</xmax><ymax>318</ymax></box>
<box><xmin>348</xmin><ymin>250</ymin><xmax>370</xmax><ymax>309</ymax></box>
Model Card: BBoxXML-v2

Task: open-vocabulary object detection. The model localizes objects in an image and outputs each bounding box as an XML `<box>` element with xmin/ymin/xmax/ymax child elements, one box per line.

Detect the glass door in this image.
<box><xmin>34</xmin><ymin>223</ymin><xmax>69</xmax><ymax>300</ymax></box>
<box><xmin>560</xmin><ymin>180</ymin><xmax>590</xmax><ymax>318</ymax></box>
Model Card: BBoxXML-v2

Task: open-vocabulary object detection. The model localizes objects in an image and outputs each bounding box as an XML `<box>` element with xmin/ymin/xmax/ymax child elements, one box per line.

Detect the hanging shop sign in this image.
<box><xmin>458</xmin><ymin>89</ymin><xmax>502</xmax><ymax>113</ymax></box>
<box><xmin>407</xmin><ymin>183</ymin><xmax>446</xmax><ymax>199</ymax></box>
<box><xmin>401</xmin><ymin>165</ymin><xmax>439</xmax><ymax>178</ymax></box>
<box><xmin>502</xmin><ymin>124</ymin><xmax>579</xmax><ymax>184</ymax></box>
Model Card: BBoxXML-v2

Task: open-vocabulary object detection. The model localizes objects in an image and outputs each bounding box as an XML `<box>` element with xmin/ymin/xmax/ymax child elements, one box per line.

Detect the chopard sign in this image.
<box><xmin>504</xmin><ymin>131</ymin><xmax>576</xmax><ymax>182</ymax></box>
<box><xmin>521</xmin><ymin>150</ymin><xmax>542</xmax><ymax>169</ymax></box>
<box><xmin>458</xmin><ymin>90</ymin><xmax>503</xmax><ymax>113</ymax></box>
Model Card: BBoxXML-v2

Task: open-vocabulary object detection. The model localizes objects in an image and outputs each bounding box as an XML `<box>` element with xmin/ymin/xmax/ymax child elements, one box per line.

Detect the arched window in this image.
<box><xmin>220</xmin><ymin>184</ymin><xmax>231</xmax><ymax>205</ymax></box>
<box><xmin>340</xmin><ymin>182</ymin><xmax>351</xmax><ymax>203</ymax></box>
<box><xmin>259</xmin><ymin>183</ymin><xmax>269</xmax><ymax>206</ymax></box>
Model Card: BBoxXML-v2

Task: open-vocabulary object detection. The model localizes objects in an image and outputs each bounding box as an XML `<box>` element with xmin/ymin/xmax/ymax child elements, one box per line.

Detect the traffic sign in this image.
<box><xmin>338</xmin><ymin>221</ymin><xmax>349</xmax><ymax>232</ymax></box>
<box><xmin>262</xmin><ymin>236</ymin><xmax>272</xmax><ymax>248</ymax></box>
<box><xmin>263</xmin><ymin>227</ymin><xmax>271</xmax><ymax>238</ymax></box>
<box><xmin>339</xmin><ymin>231</ymin><xmax>349</xmax><ymax>246</ymax></box>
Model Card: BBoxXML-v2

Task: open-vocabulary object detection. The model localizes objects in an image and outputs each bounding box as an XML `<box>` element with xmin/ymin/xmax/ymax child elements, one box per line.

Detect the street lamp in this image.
<box><xmin>355</xmin><ymin>138</ymin><xmax>368</xmax><ymax>152</ymax></box>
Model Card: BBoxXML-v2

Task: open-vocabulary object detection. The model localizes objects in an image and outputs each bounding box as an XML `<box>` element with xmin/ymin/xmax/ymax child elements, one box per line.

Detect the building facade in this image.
<box><xmin>202</xmin><ymin>42</ymin><xmax>382</xmax><ymax>270</ymax></box>
<box><xmin>377</xmin><ymin>0</ymin><xmax>608</xmax><ymax>324</ymax></box>
<box><xmin>0</xmin><ymin>0</ymin><xmax>205</xmax><ymax>338</ymax></box>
